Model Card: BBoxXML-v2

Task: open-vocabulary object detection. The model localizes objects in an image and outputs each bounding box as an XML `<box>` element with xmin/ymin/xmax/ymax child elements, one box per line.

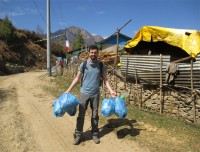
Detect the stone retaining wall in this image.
<box><xmin>5</xmin><ymin>63</ymin><xmax>27</xmax><ymax>74</ymax></box>
<box><xmin>101</xmin><ymin>76</ymin><xmax>200</xmax><ymax>123</ymax></box>
<box><xmin>62</xmin><ymin>64</ymin><xmax>200</xmax><ymax>123</ymax></box>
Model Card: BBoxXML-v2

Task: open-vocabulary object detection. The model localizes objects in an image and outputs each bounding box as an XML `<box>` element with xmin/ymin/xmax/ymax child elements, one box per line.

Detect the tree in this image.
<box><xmin>71</xmin><ymin>29</ymin><xmax>85</xmax><ymax>51</ymax></box>
<box><xmin>0</xmin><ymin>16</ymin><xmax>16</xmax><ymax>43</ymax></box>
<box><xmin>51</xmin><ymin>42</ymin><xmax>65</xmax><ymax>58</ymax></box>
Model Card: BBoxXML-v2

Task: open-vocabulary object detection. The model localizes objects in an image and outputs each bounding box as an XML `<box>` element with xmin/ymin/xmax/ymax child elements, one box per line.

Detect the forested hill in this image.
<box><xmin>0</xmin><ymin>17</ymin><xmax>104</xmax><ymax>75</ymax></box>
<box><xmin>0</xmin><ymin>17</ymin><xmax>49</xmax><ymax>75</ymax></box>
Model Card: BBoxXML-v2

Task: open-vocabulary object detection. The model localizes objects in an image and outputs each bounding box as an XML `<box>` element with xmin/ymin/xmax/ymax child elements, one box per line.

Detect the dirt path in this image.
<box><xmin>0</xmin><ymin>71</ymin><xmax>150</xmax><ymax>152</ymax></box>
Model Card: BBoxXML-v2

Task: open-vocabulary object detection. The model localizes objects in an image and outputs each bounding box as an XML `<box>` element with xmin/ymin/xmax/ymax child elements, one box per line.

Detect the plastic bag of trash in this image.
<box><xmin>114</xmin><ymin>97</ymin><xmax>127</xmax><ymax>118</ymax></box>
<box><xmin>66</xmin><ymin>106</ymin><xmax>77</xmax><ymax>116</ymax></box>
<box><xmin>51</xmin><ymin>66</ymin><xmax>57</xmax><ymax>73</ymax></box>
<box><xmin>53</xmin><ymin>99</ymin><xmax>65</xmax><ymax>117</ymax></box>
<box><xmin>101</xmin><ymin>98</ymin><xmax>115</xmax><ymax>117</ymax></box>
<box><xmin>53</xmin><ymin>93</ymin><xmax>79</xmax><ymax>117</ymax></box>
<box><xmin>58</xmin><ymin>93</ymin><xmax>79</xmax><ymax>111</ymax></box>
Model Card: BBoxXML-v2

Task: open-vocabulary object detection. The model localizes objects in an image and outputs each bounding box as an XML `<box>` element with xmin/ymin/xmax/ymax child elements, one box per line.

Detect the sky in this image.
<box><xmin>0</xmin><ymin>0</ymin><xmax>200</xmax><ymax>38</ymax></box>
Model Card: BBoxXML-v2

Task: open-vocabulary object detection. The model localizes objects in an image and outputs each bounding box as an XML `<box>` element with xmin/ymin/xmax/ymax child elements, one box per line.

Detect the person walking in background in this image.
<box><xmin>65</xmin><ymin>45</ymin><xmax>116</xmax><ymax>145</ymax></box>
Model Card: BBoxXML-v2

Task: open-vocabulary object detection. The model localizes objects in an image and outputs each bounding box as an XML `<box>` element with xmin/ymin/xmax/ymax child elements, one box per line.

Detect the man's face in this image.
<box><xmin>89</xmin><ymin>49</ymin><xmax>98</xmax><ymax>61</ymax></box>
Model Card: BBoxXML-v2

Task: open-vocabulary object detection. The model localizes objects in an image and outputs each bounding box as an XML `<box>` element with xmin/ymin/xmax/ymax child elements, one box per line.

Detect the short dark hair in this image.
<box><xmin>88</xmin><ymin>45</ymin><xmax>98</xmax><ymax>52</ymax></box>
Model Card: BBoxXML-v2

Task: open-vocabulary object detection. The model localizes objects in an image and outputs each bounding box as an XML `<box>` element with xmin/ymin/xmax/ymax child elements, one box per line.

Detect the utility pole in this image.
<box><xmin>47</xmin><ymin>0</ymin><xmax>51</xmax><ymax>76</ymax></box>
<box><xmin>113</xmin><ymin>19</ymin><xmax>132</xmax><ymax>94</ymax></box>
<box><xmin>114</xmin><ymin>19</ymin><xmax>132</xmax><ymax>68</ymax></box>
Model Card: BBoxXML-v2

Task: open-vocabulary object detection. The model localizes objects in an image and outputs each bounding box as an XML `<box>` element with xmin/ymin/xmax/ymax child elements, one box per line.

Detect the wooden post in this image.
<box><xmin>140</xmin><ymin>86</ymin><xmax>142</xmax><ymax>109</ymax></box>
<box><xmin>160</xmin><ymin>54</ymin><xmax>163</xmax><ymax>114</ymax></box>
<box><xmin>134</xmin><ymin>65</ymin><xmax>141</xmax><ymax>109</ymax></box>
<box><xmin>125</xmin><ymin>57</ymin><xmax>129</xmax><ymax>90</ymax></box>
<box><xmin>190</xmin><ymin>54</ymin><xmax>196</xmax><ymax>123</ymax></box>
<box><xmin>115</xmin><ymin>29</ymin><xmax>119</xmax><ymax>96</ymax></box>
<box><xmin>103</xmin><ymin>81</ymin><xmax>106</xmax><ymax>98</ymax></box>
<box><xmin>129</xmin><ymin>82</ymin><xmax>132</xmax><ymax>104</ymax></box>
<box><xmin>173</xmin><ymin>56</ymin><xmax>192</xmax><ymax>63</ymax></box>
<box><xmin>113</xmin><ymin>19</ymin><xmax>132</xmax><ymax>96</ymax></box>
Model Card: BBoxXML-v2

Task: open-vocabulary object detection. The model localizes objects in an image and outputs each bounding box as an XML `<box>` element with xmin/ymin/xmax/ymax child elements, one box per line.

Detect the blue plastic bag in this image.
<box><xmin>53</xmin><ymin>99</ymin><xmax>65</xmax><ymax>117</ymax></box>
<box><xmin>114</xmin><ymin>97</ymin><xmax>127</xmax><ymax>118</ymax></box>
<box><xmin>101</xmin><ymin>98</ymin><xmax>115</xmax><ymax>117</ymax></box>
<box><xmin>58</xmin><ymin>93</ymin><xmax>79</xmax><ymax>111</ymax></box>
<box><xmin>53</xmin><ymin>93</ymin><xmax>79</xmax><ymax>117</ymax></box>
<box><xmin>66</xmin><ymin>106</ymin><xmax>77</xmax><ymax>116</ymax></box>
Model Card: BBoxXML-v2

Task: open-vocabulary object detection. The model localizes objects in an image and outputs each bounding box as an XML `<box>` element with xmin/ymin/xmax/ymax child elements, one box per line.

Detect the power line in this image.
<box><xmin>32</xmin><ymin>0</ymin><xmax>46</xmax><ymax>26</ymax></box>
<box><xmin>8</xmin><ymin>32</ymin><xmax>66</xmax><ymax>48</ymax></box>
<box><xmin>57</xmin><ymin>0</ymin><xmax>65</xmax><ymax>26</ymax></box>
<box><xmin>51</xmin><ymin>0</ymin><xmax>63</xmax><ymax>29</ymax></box>
<box><xmin>51</xmin><ymin>5</ymin><xmax>59</xmax><ymax>23</ymax></box>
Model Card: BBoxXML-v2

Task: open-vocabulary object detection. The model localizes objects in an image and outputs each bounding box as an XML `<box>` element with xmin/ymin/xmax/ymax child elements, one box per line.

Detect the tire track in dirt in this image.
<box><xmin>0</xmin><ymin>71</ymin><xmax>150</xmax><ymax>152</ymax></box>
<box><xmin>0</xmin><ymin>76</ymin><xmax>40</xmax><ymax>152</ymax></box>
<box><xmin>15</xmin><ymin>72</ymin><xmax>72</xmax><ymax>152</ymax></box>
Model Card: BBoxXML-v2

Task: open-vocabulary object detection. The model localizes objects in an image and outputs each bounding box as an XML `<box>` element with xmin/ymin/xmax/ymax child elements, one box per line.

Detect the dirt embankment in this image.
<box><xmin>0</xmin><ymin>71</ymin><xmax>150</xmax><ymax>152</ymax></box>
<box><xmin>0</xmin><ymin>29</ymin><xmax>57</xmax><ymax>76</ymax></box>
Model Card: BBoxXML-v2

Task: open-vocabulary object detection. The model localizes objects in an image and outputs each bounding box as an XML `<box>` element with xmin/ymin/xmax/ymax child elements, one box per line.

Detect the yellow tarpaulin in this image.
<box><xmin>125</xmin><ymin>26</ymin><xmax>200</xmax><ymax>58</ymax></box>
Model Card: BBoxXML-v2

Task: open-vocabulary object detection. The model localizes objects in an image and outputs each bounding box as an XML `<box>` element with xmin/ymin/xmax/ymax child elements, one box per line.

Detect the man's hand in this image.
<box><xmin>65</xmin><ymin>90</ymin><xmax>70</xmax><ymax>94</ymax></box>
<box><xmin>110</xmin><ymin>90</ymin><xmax>116</xmax><ymax>98</ymax></box>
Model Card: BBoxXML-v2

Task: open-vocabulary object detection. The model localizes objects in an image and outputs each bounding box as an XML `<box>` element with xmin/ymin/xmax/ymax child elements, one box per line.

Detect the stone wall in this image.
<box><xmin>5</xmin><ymin>63</ymin><xmax>27</xmax><ymax>74</ymax></box>
<box><xmin>101</xmin><ymin>75</ymin><xmax>200</xmax><ymax>123</ymax></box>
<box><xmin>61</xmin><ymin>63</ymin><xmax>200</xmax><ymax>123</ymax></box>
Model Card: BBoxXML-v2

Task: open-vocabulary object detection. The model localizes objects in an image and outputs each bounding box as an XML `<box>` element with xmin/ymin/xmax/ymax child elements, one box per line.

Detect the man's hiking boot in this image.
<box><xmin>92</xmin><ymin>135</ymin><xmax>100</xmax><ymax>144</ymax></box>
<box><xmin>73</xmin><ymin>135</ymin><xmax>81</xmax><ymax>145</ymax></box>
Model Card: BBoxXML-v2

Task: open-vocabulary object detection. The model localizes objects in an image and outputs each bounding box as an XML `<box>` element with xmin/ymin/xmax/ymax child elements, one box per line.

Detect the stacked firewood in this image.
<box><xmin>79</xmin><ymin>51</ymin><xmax>124</xmax><ymax>82</ymax></box>
<box><xmin>78</xmin><ymin>51</ymin><xmax>88</xmax><ymax>61</ymax></box>
<box><xmin>79</xmin><ymin>51</ymin><xmax>117</xmax><ymax>65</ymax></box>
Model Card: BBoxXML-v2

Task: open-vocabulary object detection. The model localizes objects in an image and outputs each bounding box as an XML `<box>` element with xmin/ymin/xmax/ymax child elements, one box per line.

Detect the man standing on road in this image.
<box><xmin>65</xmin><ymin>45</ymin><xmax>116</xmax><ymax>145</ymax></box>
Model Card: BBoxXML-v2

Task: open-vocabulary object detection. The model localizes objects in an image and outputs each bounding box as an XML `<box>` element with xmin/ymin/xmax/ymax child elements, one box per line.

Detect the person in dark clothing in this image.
<box><xmin>65</xmin><ymin>45</ymin><xmax>116</xmax><ymax>145</ymax></box>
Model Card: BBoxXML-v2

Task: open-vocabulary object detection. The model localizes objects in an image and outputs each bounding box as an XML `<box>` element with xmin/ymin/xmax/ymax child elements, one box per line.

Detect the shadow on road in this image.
<box><xmin>82</xmin><ymin>118</ymin><xmax>145</xmax><ymax>142</ymax></box>
<box><xmin>99</xmin><ymin>118</ymin><xmax>144</xmax><ymax>139</ymax></box>
<box><xmin>0</xmin><ymin>88</ymin><xmax>9</xmax><ymax>103</ymax></box>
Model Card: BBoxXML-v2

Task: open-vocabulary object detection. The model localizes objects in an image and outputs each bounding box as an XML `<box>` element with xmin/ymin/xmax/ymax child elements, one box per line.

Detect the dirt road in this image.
<box><xmin>0</xmin><ymin>71</ymin><xmax>150</xmax><ymax>152</ymax></box>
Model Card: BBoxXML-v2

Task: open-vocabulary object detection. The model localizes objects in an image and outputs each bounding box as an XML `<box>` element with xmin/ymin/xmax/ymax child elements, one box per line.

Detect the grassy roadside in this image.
<box><xmin>42</xmin><ymin>74</ymin><xmax>200</xmax><ymax>152</ymax></box>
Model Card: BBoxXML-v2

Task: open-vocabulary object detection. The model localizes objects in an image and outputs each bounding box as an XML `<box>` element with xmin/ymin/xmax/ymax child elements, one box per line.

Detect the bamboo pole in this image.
<box><xmin>190</xmin><ymin>54</ymin><xmax>196</xmax><ymax>123</ymax></box>
<box><xmin>173</xmin><ymin>56</ymin><xmax>192</xmax><ymax>63</ymax></box>
<box><xmin>113</xmin><ymin>19</ymin><xmax>132</xmax><ymax>96</ymax></box>
<box><xmin>115</xmin><ymin>28</ymin><xmax>119</xmax><ymax>96</ymax></box>
<box><xmin>125</xmin><ymin>57</ymin><xmax>129</xmax><ymax>90</ymax></box>
<box><xmin>134</xmin><ymin>65</ymin><xmax>141</xmax><ymax>109</ymax></box>
<box><xmin>104</xmin><ymin>81</ymin><xmax>106</xmax><ymax>98</ymax></box>
<box><xmin>160</xmin><ymin>54</ymin><xmax>163</xmax><ymax>114</ymax></box>
<box><xmin>129</xmin><ymin>82</ymin><xmax>132</xmax><ymax>104</ymax></box>
<box><xmin>140</xmin><ymin>87</ymin><xmax>142</xmax><ymax>109</ymax></box>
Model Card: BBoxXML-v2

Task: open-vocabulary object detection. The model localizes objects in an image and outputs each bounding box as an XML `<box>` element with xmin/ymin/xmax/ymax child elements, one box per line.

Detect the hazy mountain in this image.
<box><xmin>51</xmin><ymin>26</ymin><xmax>104</xmax><ymax>47</ymax></box>
<box><xmin>92</xmin><ymin>34</ymin><xmax>104</xmax><ymax>42</ymax></box>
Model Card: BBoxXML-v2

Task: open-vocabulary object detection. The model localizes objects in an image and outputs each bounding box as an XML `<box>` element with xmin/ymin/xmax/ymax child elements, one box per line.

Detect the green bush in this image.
<box><xmin>0</xmin><ymin>16</ymin><xmax>16</xmax><ymax>43</ymax></box>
